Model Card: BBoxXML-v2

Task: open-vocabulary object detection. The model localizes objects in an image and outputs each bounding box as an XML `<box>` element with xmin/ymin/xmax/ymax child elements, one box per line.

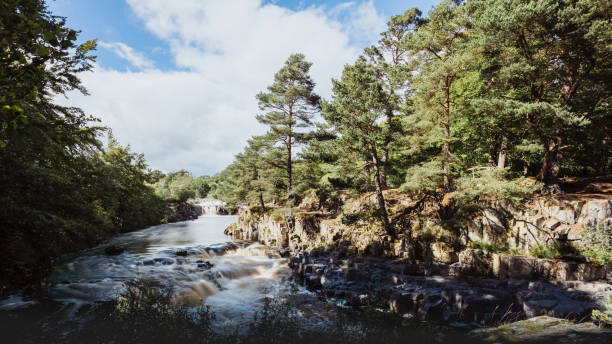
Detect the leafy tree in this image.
<box><xmin>256</xmin><ymin>54</ymin><xmax>321</xmax><ymax>196</ymax></box>
<box><xmin>0</xmin><ymin>0</ymin><xmax>169</xmax><ymax>291</ymax></box>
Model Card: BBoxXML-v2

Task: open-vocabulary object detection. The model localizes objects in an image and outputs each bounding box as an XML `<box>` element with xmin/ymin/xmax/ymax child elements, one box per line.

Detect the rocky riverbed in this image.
<box><xmin>290</xmin><ymin>249</ymin><xmax>611</xmax><ymax>326</ymax></box>
<box><xmin>225</xmin><ymin>190</ymin><xmax>612</xmax><ymax>333</ymax></box>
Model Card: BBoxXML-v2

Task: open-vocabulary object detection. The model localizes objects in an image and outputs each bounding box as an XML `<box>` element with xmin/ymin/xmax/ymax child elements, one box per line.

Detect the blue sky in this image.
<box><xmin>49</xmin><ymin>0</ymin><xmax>440</xmax><ymax>72</ymax></box>
<box><xmin>47</xmin><ymin>0</ymin><xmax>441</xmax><ymax>175</ymax></box>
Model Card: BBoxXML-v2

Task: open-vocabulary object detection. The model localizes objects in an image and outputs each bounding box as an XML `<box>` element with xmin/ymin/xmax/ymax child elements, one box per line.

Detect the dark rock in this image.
<box><xmin>153</xmin><ymin>257</ymin><xmax>175</xmax><ymax>265</ymax></box>
<box><xmin>279</xmin><ymin>248</ymin><xmax>291</xmax><ymax>258</ymax></box>
<box><xmin>306</xmin><ymin>275</ymin><xmax>322</xmax><ymax>289</ymax></box>
<box><xmin>197</xmin><ymin>261</ymin><xmax>214</xmax><ymax>269</ymax></box>
<box><xmin>104</xmin><ymin>245</ymin><xmax>124</xmax><ymax>255</ymax></box>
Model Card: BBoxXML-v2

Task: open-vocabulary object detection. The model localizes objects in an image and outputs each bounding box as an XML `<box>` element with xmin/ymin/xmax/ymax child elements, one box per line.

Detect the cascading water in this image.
<box><xmin>2</xmin><ymin>215</ymin><xmax>294</xmax><ymax>327</ymax></box>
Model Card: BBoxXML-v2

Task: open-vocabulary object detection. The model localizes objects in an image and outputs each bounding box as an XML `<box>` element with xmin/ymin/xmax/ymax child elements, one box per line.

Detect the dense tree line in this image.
<box><xmin>214</xmin><ymin>0</ymin><xmax>611</xmax><ymax>232</ymax></box>
<box><xmin>0</xmin><ymin>0</ymin><xmax>169</xmax><ymax>291</ymax></box>
<box><xmin>150</xmin><ymin>170</ymin><xmax>212</xmax><ymax>202</ymax></box>
<box><xmin>1</xmin><ymin>0</ymin><xmax>610</xmax><ymax>291</ymax></box>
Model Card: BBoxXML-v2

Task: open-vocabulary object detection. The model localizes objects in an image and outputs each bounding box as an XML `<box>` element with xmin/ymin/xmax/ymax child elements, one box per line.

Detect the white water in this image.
<box><xmin>38</xmin><ymin>216</ymin><xmax>292</xmax><ymax>325</ymax></box>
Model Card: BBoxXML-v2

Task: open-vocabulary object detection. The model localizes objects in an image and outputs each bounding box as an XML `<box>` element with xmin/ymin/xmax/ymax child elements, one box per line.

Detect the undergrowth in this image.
<box><xmin>19</xmin><ymin>278</ymin><xmax>482</xmax><ymax>344</ymax></box>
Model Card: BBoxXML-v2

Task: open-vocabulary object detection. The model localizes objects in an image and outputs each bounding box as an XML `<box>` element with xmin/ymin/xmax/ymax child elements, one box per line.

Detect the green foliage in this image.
<box><xmin>401</xmin><ymin>159</ymin><xmax>447</xmax><ymax>194</ymax></box>
<box><xmin>28</xmin><ymin>278</ymin><xmax>477</xmax><ymax>344</ymax></box>
<box><xmin>468</xmin><ymin>241</ymin><xmax>506</xmax><ymax>254</ymax></box>
<box><xmin>579</xmin><ymin>220</ymin><xmax>612</xmax><ymax>266</ymax></box>
<box><xmin>592</xmin><ymin>294</ymin><xmax>612</xmax><ymax>328</ymax></box>
<box><xmin>0</xmin><ymin>1</ymin><xmax>169</xmax><ymax>291</ymax></box>
<box><xmin>256</xmin><ymin>54</ymin><xmax>320</xmax><ymax>195</ymax></box>
<box><xmin>456</xmin><ymin>169</ymin><xmax>541</xmax><ymax>203</ymax></box>
<box><xmin>214</xmin><ymin>0</ymin><xmax>611</xmax><ymax>220</ymax></box>
<box><xmin>529</xmin><ymin>241</ymin><xmax>578</xmax><ymax>259</ymax></box>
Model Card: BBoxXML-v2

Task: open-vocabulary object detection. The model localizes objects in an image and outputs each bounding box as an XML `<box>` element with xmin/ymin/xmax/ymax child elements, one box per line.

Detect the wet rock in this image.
<box><xmin>524</xmin><ymin>299</ymin><xmax>558</xmax><ymax>317</ymax></box>
<box><xmin>279</xmin><ymin>248</ymin><xmax>291</xmax><ymax>258</ymax></box>
<box><xmin>306</xmin><ymin>275</ymin><xmax>322</xmax><ymax>289</ymax></box>
<box><xmin>104</xmin><ymin>245</ymin><xmax>124</xmax><ymax>255</ymax></box>
<box><xmin>197</xmin><ymin>261</ymin><xmax>214</xmax><ymax>269</ymax></box>
<box><xmin>153</xmin><ymin>257</ymin><xmax>175</xmax><ymax>265</ymax></box>
<box><xmin>389</xmin><ymin>291</ymin><xmax>415</xmax><ymax>315</ymax></box>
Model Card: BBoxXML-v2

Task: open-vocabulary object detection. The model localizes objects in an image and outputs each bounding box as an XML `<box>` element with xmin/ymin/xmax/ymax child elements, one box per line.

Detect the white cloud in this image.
<box><xmin>66</xmin><ymin>0</ymin><xmax>386</xmax><ymax>175</ymax></box>
<box><xmin>98</xmin><ymin>41</ymin><xmax>155</xmax><ymax>69</ymax></box>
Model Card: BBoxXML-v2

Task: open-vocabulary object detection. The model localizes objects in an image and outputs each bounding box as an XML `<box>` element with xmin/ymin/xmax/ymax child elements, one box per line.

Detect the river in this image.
<box><xmin>1</xmin><ymin>215</ymin><xmax>294</xmax><ymax>328</ymax></box>
<box><xmin>0</xmin><ymin>216</ymin><xmax>490</xmax><ymax>343</ymax></box>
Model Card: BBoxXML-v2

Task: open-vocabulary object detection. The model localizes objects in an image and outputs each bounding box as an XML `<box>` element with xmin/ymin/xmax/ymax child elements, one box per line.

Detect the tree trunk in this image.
<box><xmin>286</xmin><ymin>137</ymin><xmax>292</xmax><ymax>194</ymax></box>
<box><xmin>442</xmin><ymin>77</ymin><xmax>451</xmax><ymax>190</ymax></box>
<box><xmin>538</xmin><ymin>135</ymin><xmax>563</xmax><ymax>191</ymax></box>
<box><xmin>259</xmin><ymin>193</ymin><xmax>266</xmax><ymax>212</ymax></box>
<box><xmin>371</xmin><ymin>148</ymin><xmax>392</xmax><ymax>238</ymax></box>
<box><xmin>380</xmin><ymin>109</ymin><xmax>392</xmax><ymax>189</ymax></box>
<box><xmin>497</xmin><ymin>136</ymin><xmax>508</xmax><ymax>169</ymax></box>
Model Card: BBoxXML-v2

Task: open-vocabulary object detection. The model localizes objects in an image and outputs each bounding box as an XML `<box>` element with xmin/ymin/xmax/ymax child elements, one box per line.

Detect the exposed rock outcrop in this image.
<box><xmin>225</xmin><ymin>191</ymin><xmax>612</xmax><ymax>325</ymax></box>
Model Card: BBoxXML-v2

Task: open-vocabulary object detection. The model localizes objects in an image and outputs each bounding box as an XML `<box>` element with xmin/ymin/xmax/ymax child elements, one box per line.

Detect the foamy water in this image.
<box><xmin>18</xmin><ymin>216</ymin><xmax>293</xmax><ymax>326</ymax></box>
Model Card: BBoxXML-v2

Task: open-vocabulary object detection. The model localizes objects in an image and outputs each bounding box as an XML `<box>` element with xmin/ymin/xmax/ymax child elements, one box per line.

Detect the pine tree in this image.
<box><xmin>323</xmin><ymin>57</ymin><xmax>393</xmax><ymax>237</ymax></box>
<box><xmin>469</xmin><ymin>0</ymin><xmax>612</xmax><ymax>191</ymax></box>
<box><xmin>364</xmin><ymin>8</ymin><xmax>422</xmax><ymax>188</ymax></box>
<box><xmin>256</xmin><ymin>54</ymin><xmax>320</xmax><ymax>197</ymax></box>
<box><xmin>407</xmin><ymin>0</ymin><xmax>469</xmax><ymax>190</ymax></box>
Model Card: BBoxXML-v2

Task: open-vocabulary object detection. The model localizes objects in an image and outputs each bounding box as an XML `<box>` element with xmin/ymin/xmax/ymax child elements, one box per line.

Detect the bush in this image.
<box><xmin>592</xmin><ymin>294</ymin><xmax>612</xmax><ymax>328</ymax></box>
<box><xmin>580</xmin><ymin>220</ymin><xmax>612</xmax><ymax>266</ymax></box>
<box><xmin>529</xmin><ymin>241</ymin><xmax>577</xmax><ymax>259</ymax></box>
<box><xmin>456</xmin><ymin>169</ymin><xmax>540</xmax><ymax>204</ymax></box>
<box><xmin>33</xmin><ymin>278</ymin><xmax>479</xmax><ymax>344</ymax></box>
<box><xmin>468</xmin><ymin>241</ymin><xmax>506</xmax><ymax>253</ymax></box>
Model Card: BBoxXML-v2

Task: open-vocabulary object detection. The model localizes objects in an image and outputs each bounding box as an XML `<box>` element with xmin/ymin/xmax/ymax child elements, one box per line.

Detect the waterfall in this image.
<box><xmin>188</xmin><ymin>198</ymin><xmax>227</xmax><ymax>216</ymax></box>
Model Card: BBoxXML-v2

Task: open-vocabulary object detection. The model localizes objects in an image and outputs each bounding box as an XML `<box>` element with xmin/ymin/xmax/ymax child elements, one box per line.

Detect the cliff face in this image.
<box><xmin>225</xmin><ymin>191</ymin><xmax>612</xmax><ymax>324</ymax></box>
<box><xmin>225</xmin><ymin>191</ymin><xmax>612</xmax><ymax>283</ymax></box>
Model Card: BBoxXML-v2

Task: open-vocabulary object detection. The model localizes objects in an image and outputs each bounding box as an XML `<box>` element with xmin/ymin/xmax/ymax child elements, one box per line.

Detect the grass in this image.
<box><xmin>579</xmin><ymin>221</ymin><xmax>612</xmax><ymax>266</ymax></box>
<box><xmin>529</xmin><ymin>242</ymin><xmax>578</xmax><ymax>259</ymax></box>
<box><xmin>483</xmin><ymin>317</ymin><xmax>573</xmax><ymax>342</ymax></box>
<box><xmin>468</xmin><ymin>240</ymin><xmax>507</xmax><ymax>253</ymax></box>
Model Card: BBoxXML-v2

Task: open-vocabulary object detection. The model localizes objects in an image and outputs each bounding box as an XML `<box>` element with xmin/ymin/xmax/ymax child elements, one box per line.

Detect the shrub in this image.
<box><xmin>580</xmin><ymin>220</ymin><xmax>612</xmax><ymax>266</ymax></box>
<box><xmin>529</xmin><ymin>241</ymin><xmax>577</xmax><ymax>259</ymax></box>
<box><xmin>592</xmin><ymin>294</ymin><xmax>612</xmax><ymax>328</ymax></box>
<box><xmin>456</xmin><ymin>169</ymin><xmax>540</xmax><ymax>204</ymax></box>
<box><xmin>468</xmin><ymin>241</ymin><xmax>506</xmax><ymax>253</ymax></box>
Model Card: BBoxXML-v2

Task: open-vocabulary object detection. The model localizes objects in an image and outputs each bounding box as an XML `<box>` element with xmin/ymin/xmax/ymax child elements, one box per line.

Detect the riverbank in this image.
<box><xmin>225</xmin><ymin>187</ymin><xmax>612</xmax><ymax>331</ymax></box>
<box><xmin>0</xmin><ymin>198</ymin><xmax>232</xmax><ymax>298</ymax></box>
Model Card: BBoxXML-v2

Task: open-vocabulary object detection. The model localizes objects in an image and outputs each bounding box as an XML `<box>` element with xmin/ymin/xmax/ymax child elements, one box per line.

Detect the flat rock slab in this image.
<box><xmin>472</xmin><ymin>316</ymin><xmax>612</xmax><ymax>343</ymax></box>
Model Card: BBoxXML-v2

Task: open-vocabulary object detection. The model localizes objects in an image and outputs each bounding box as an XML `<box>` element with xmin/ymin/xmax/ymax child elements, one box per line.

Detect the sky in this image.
<box><xmin>47</xmin><ymin>0</ymin><xmax>440</xmax><ymax>176</ymax></box>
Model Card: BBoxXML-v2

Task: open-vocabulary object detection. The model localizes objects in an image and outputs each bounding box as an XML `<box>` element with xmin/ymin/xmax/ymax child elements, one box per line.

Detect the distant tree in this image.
<box><xmin>256</xmin><ymin>54</ymin><xmax>320</xmax><ymax>196</ymax></box>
